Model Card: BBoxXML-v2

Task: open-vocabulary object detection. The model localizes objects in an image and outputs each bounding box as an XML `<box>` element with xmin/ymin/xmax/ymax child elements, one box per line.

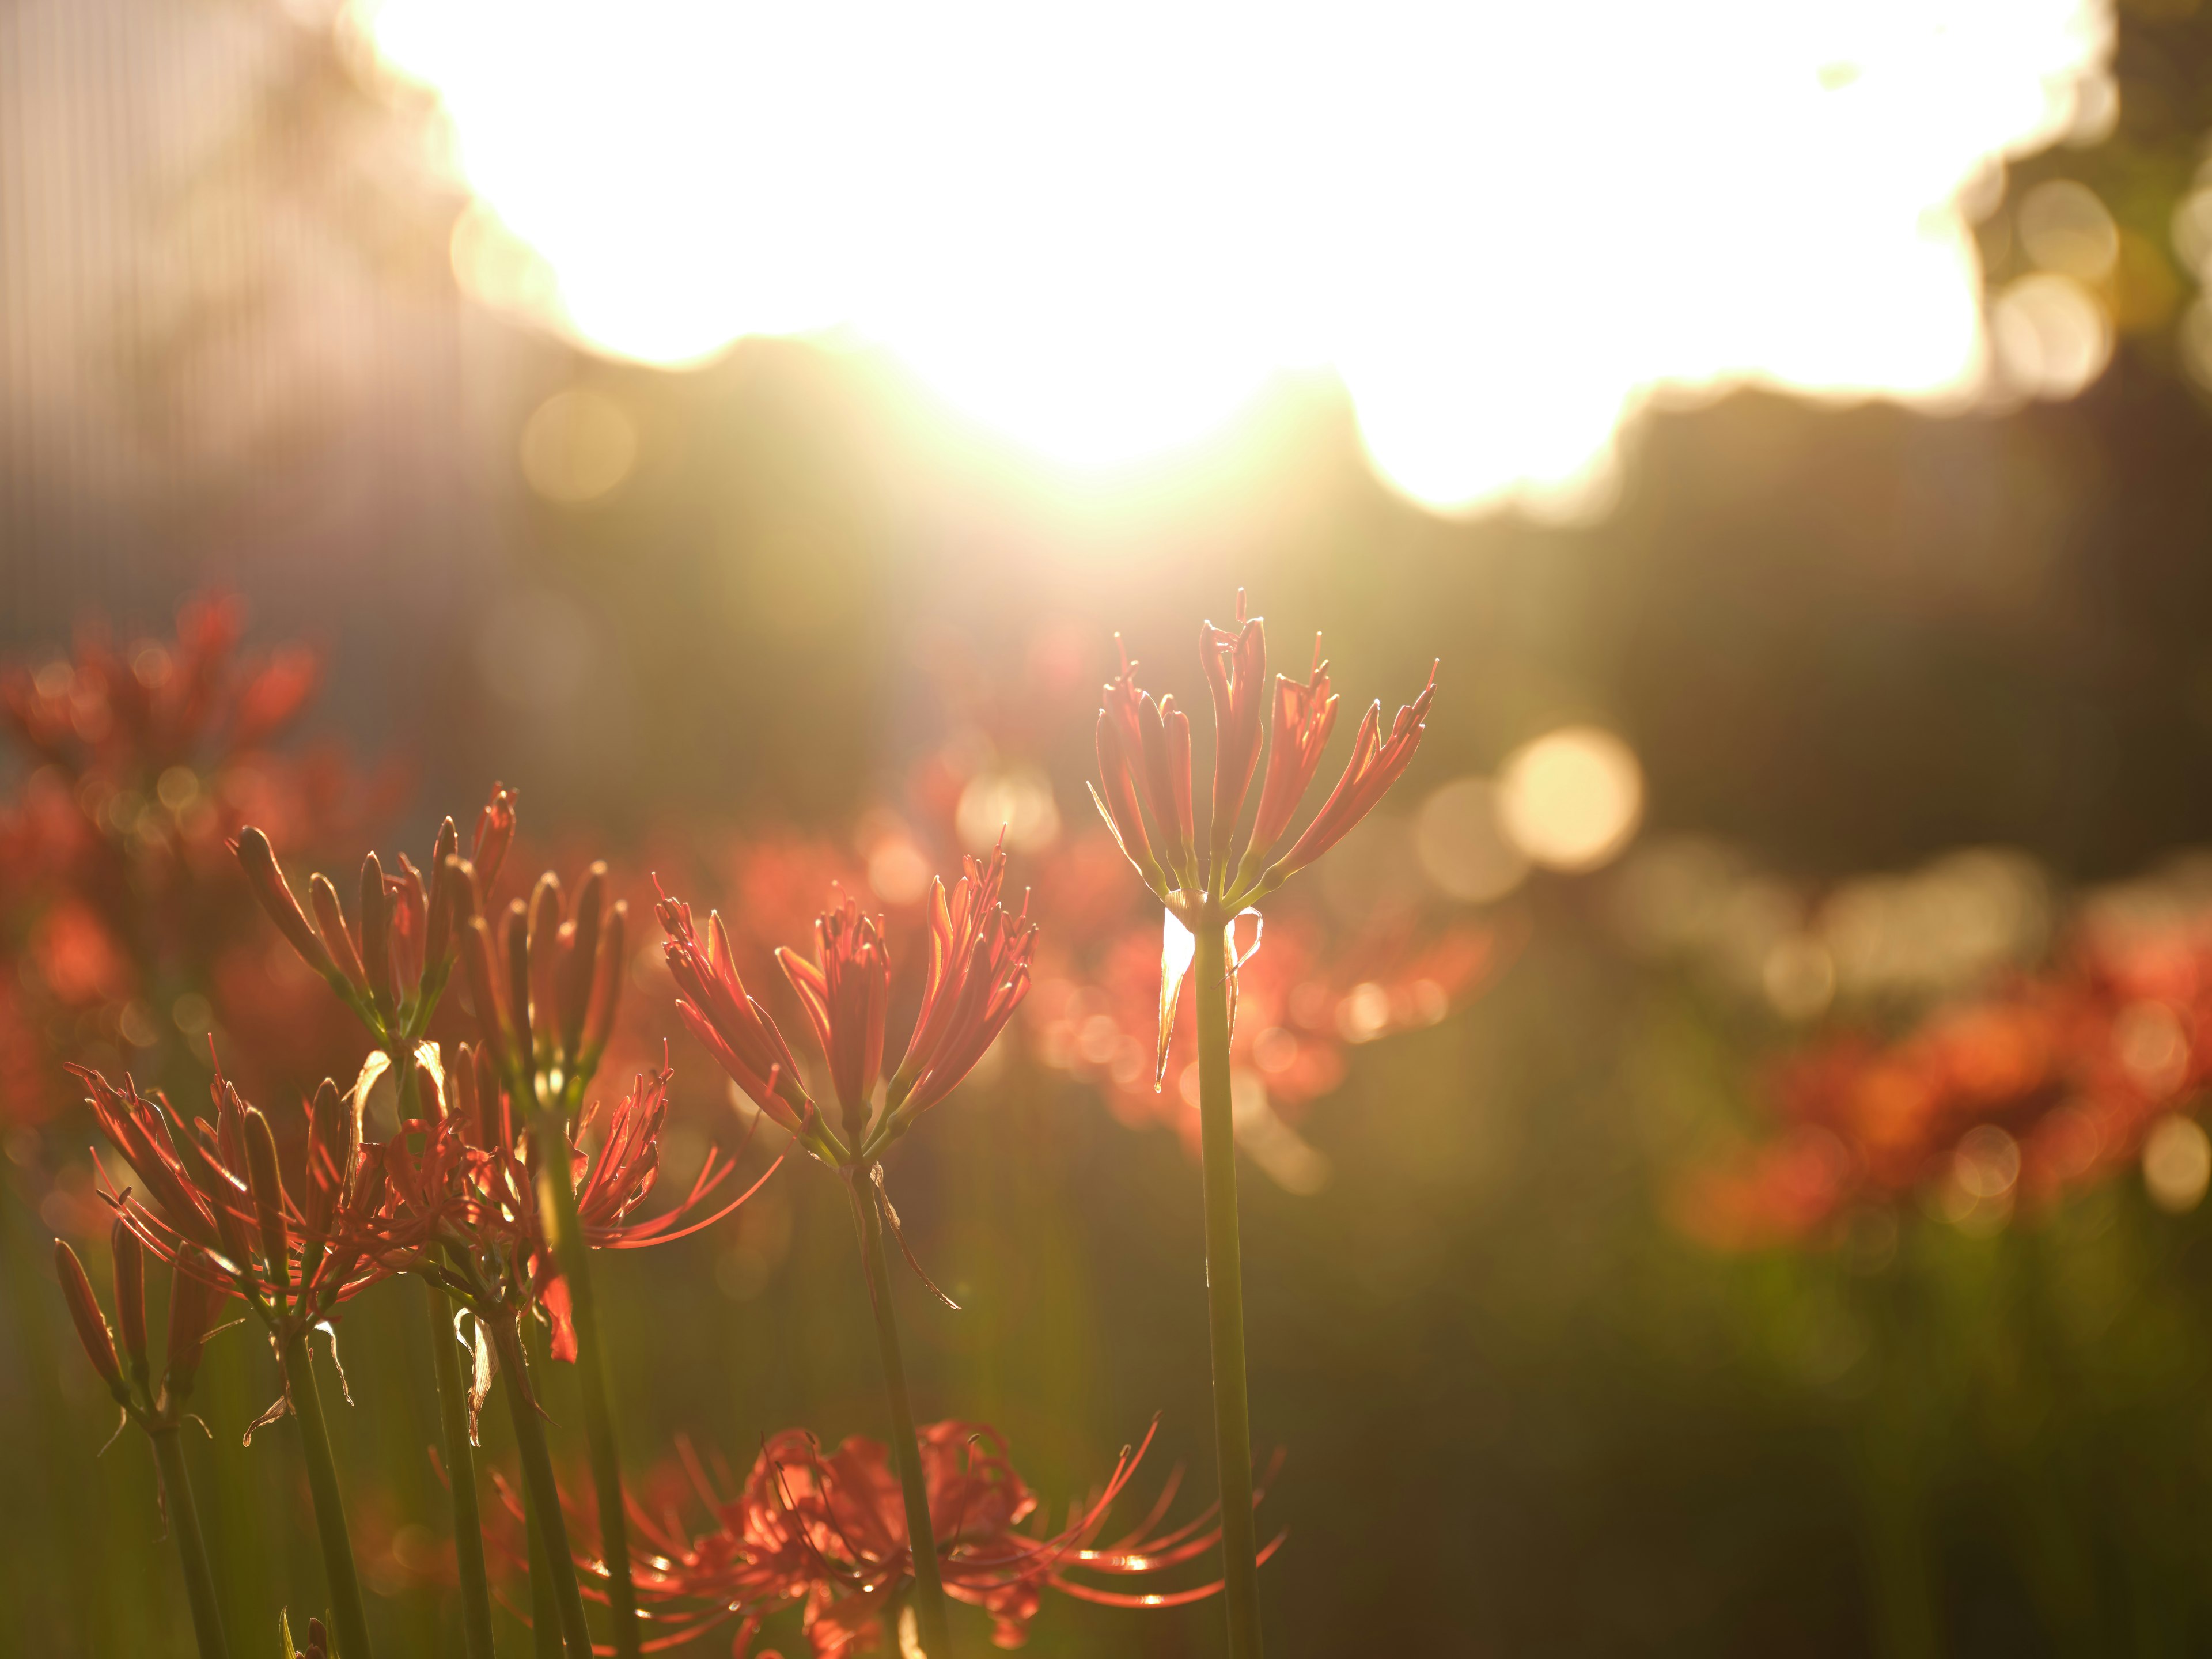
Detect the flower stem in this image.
<box><xmin>280</xmin><ymin>1330</ymin><xmax>375</xmax><ymax>1659</ymax></box>
<box><xmin>850</xmin><ymin>1176</ymin><xmax>957</xmax><ymax>1659</ymax></box>
<box><xmin>527</xmin><ymin>1112</ymin><xmax>643</xmax><ymax>1659</ymax></box>
<box><xmin>526</xmin><ymin>1468</ymin><xmax>565</xmax><ymax>1659</ymax></box>
<box><xmin>150</xmin><ymin>1426</ymin><xmax>231</xmax><ymax>1659</ymax></box>
<box><xmin>423</xmin><ymin>1282</ymin><xmax>497</xmax><ymax>1659</ymax></box>
<box><xmin>489</xmin><ymin>1310</ymin><xmax>595</xmax><ymax>1659</ymax></box>
<box><xmin>1194</xmin><ymin>914</ymin><xmax>1264</xmax><ymax>1658</ymax></box>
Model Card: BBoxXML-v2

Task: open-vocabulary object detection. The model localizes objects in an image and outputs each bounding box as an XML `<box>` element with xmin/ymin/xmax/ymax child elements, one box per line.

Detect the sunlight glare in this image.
<box><xmin>353</xmin><ymin>0</ymin><xmax>2113</xmax><ymax>510</ymax></box>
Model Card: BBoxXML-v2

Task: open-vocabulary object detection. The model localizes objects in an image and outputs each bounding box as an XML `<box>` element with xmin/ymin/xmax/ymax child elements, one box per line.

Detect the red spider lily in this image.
<box><xmin>80</xmin><ymin>1060</ymin><xmax>395</xmax><ymax>1328</ymax></box>
<box><xmin>365</xmin><ymin>1044</ymin><xmax>777</xmax><ymax>1363</ymax></box>
<box><xmin>1092</xmin><ymin>593</ymin><xmax>1437</xmax><ymax>911</ymax></box>
<box><xmin>658</xmin><ymin>845</ymin><xmax>1036</xmax><ymax>1168</ymax></box>
<box><xmin>527</xmin><ymin>1418</ymin><xmax>1275</xmax><ymax>1656</ymax></box>
<box><xmin>1676</xmin><ymin>916</ymin><xmax>2212</xmax><ymax>1249</ymax></box>
<box><xmin>234</xmin><ymin>784</ymin><xmax>516</xmax><ymax>1044</ymax></box>
<box><xmin>461</xmin><ymin>856</ymin><xmax>630</xmax><ymax>1108</ymax></box>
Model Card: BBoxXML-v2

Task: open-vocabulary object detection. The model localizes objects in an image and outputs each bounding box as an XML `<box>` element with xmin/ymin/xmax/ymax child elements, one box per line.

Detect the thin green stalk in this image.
<box><xmin>151</xmin><ymin>1427</ymin><xmax>231</xmax><ymax>1659</ymax></box>
<box><xmin>490</xmin><ymin>1310</ymin><xmax>594</xmax><ymax>1659</ymax></box>
<box><xmin>526</xmin><ymin>1469</ymin><xmax>563</xmax><ymax>1659</ymax></box>
<box><xmin>280</xmin><ymin>1331</ymin><xmax>375</xmax><ymax>1659</ymax></box>
<box><xmin>851</xmin><ymin>1177</ymin><xmax>956</xmax><ymax>1659</ymax></box>
<box><xmin>1194</xmin><ymin>916</ymin><xmax>1264</xmax><ymax>1659</ymax></box>
<box><xmin>424</xmin><ymin>1282</ymin><xmax>498</xmax><ymax>1659</ymax></box>
<box><xmin>527</xmin><ymin>1109</ymin><xmax>643</xmax><ymax>1659</ymax></box>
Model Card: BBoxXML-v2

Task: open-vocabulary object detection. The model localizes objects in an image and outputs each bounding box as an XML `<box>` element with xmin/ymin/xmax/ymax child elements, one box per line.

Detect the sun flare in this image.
<box><xmin>354</xmin><ymin>0</ymin><xmax>2112</xmax><ymax>513</ymax></box>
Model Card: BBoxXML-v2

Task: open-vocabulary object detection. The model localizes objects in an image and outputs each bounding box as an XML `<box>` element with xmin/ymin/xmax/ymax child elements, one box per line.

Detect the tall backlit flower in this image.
<box><xmin>1092</xmin><ymin>592</ymin><xmax>1437</xmax><ymax>912</ymax></box>
<box><xmin>659</xmin><ymin>846</ymin><xmax>1036</xmax><ymax>1169</ymax></box>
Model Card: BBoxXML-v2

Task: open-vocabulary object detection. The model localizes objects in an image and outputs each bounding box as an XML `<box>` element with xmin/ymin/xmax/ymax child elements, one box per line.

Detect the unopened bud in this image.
<box><xmin>242</xmin><ymin>1109</ymin><xmax>291</xmax><ymax>1306</ymax></box>
<box><xmin>55</xmin><ymin>1241</ymin><xmax>125</xmax><ymax>1396</ymax></box>
<box><xmin>232</xmin><ymin>828</ymin><xmax>336</xmax><ymax>979</ymax></box>
<box><xmin>359</xmin><ymin>852</ymin><xmax>396</xmax><ymax>1016</ymax></box>
<box><xmin>461</xmin><ymin>914</ymin><xmax>507</xmax><ymax>1067</ymax></box>
<box><xmin>583</xmin><ymin>900</ymin><xmax>627</xmax><ymax>1066</ymax></box>
<box><xmin>558</xmin><ymin>865</ymin><xmax>605</xmax><ymax>1064</ymax></box>
<box><xmin>164</xmin><ymin>1251</ymin><xmax>218</xmax><ymax>1399</ymax></box>
<box><xmin>309</xmin><ymin>874</ymin><xmax>370</xmax><ymax>995</ymax></box>
<box><xmin>110</xmin><ymin>1216</ymin><xmax>149</xmax><ymax>1378</ymax></box>
<box><xmin>505</xmin><ymin>900</ymin><xmax>533</xmax><ymax>1073</ymax></box>
<box><xmin>470</xmin><ymin>783</ymin><xmax>518</xmax><ymax>902</ymax></box>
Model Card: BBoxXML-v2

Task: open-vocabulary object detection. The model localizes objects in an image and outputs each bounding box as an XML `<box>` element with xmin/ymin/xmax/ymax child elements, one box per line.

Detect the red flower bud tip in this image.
<box><xmin>1271</xmin><ymin>659</ymin><xmax>1438</xmax><ymax>881</ymax></box>
<box><xmin>1201</xmin><ymin>594</ymin><xmax>1268</xmax><ymax>872</ymax></box>
<box><xmin>778</xmin><ymin>891</ymin><xmax>890</xmax><ymax>1148</ymax></box>
<box><xmin>461</xmin><ymin>912</ymin><xmax>508</xmax><ymax>1066</ymax></box>
<box><xmin>1092</xmin><ymin>637</ymin><xmax>1172</xmax><ymax>893</ymax></box>
<box><xmin>301</xmin><ymin>1077</ymin><xmax>357</xmax><ymax>1255</ymax></box>
<box><xmin>583</xmin><ymin>899</ymin><xmax>627</xmax><ymax>1063</ymax></box>
<box><xmin>469</xmin><ymin>782</ymin><xmax>518</xmax><ymax>903</ymax></box>
<box><xmin>242</xmin><ymin>1107</ymin><xmax>291</xmax><ymax>1306</ymax></box>
<box><xmin>424</xmin><ymin>836</ymin><xmax>465</xmax><ymax>969</ymax></box>
<box><xmin>164</xmin><ymin>1249</ymin><xmax>219</xmax><ymax>1399</ymax></box>
<box><xmin>55</xmin><ymin>1240</ymin><xmax>125</xmax><ymax>1394</ymax></box>
<box><xmin>111</xmin><ymin>1215</ymin><xmax>149</xmax><ymax>1376</ymax></box>
<box><xmin>232</xmin><ymin>827</ymin><xmax>336</xmax><ymax>980</ymax></box>
<box><xmin>359</xmin><ymin>851</ymin><xmax>397</xmax><ymax>1016</ymax></box>
<box><xmin>503</xmin><ymin>899</ymin><xmax>534</xmax><ymax>1073</ymax></box>
<box><xmin>309</xmin><ymin>872</ymin><xmax>371</xmax><ymax>996</ymax></box>
<box><xmin>558</xmin><ymin>864</ymin><xmax>606</xmax><ymax>1064</ymax></box>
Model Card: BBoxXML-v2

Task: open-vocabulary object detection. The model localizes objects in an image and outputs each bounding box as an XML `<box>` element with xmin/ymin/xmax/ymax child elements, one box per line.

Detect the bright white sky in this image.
<box><xmin>354</xmin><ymin>0</ymin><xmax>2112</xmax><ymax>514</ymax></box>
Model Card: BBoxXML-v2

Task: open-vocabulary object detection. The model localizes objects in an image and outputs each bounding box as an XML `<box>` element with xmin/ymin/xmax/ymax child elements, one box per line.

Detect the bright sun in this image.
<box><xmin>354</xmin><ymin>0</ymin><xmax>2112</xmax><ymax>514</ymax></box>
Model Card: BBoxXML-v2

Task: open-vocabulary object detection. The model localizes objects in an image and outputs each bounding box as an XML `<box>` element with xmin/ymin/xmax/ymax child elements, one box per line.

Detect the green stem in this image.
<box><xmin>525</xmin><ymin>1109</ymin><xmax>643</xmax><ymax>1659</ymax></box>
<box><xmin>280</xmin><ymin>1330</ymin><xmax>375</xmax><ymax>1659</ymax></box>
<box><xmin>850</xmin><ymin>1177</ymin><xmax>957</xmax><ymax>1658</ymax></box>
<box><xmin>151</xmin><ymin>1427</ymin><xmax>231</xmax><ymax>1659</ymax></box>
<box><xmin>423</xmin><ymin>1282</ymin><xmax>497</xmax><ymax>1659</ymax></box>
<box><xmin>490</xmin><ymin>1310</ymin><xmax>594</xmax><ymax>1659</ymax></box>
<box><xmin>526</xmin><ymin>1468</ymin><xmax>563</xmax><ymax>1659</ymax></box>
<box><xmin>1194</xmin><ymin>915</ymin><xmax>1264</xmax><ymax>1659</ymax></box>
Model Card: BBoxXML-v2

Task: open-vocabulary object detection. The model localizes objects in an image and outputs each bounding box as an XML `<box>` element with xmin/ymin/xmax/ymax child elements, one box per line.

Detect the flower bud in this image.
<box><xmin>360</xmin><ymin>851</ymin><xmax>396</xmax><ymax>1016</ymax></box>
<box><xmin>470</xmin><ymin>783</ymin><xmax>518</xmax><ymax>902</ymax></box>
<box><xmin>164</xmin><ymin>1251</ymin><xmax>218</xmax><ymax>1400</ymax></box>
<box><xmin>504</xmin><ymin>899</ymin><xmax>533</xmax><ymax>1074</ymax></box>
<box><xmin>232</xmin><ymin>827</ymin><xmax>336</xmax><ymax>980</ymax></box>
<box><xmin>462</xmin><ymin>914</ymin><xmax>509</xmax><ymax>1067</ymax></box>
<box><xmin>583</xmin><ymin>900</ymin><xmax>627</xmax><ymax>1064</ymax></box>
<box><xmin>242</xmin><ymin>1108</ymin><xmax>291</xmax><ymax>1306</ymax></box>
<box><xmin>55</xmin><ymin>1240</ymin><xmax>125</xmax><ymax>1396</ymax></box>
<box><xmin>558</xmin><ymin>864</ymin><xmax>605</xmax><ymax>1065</ymax></box>
<box><xmin>110</xmin><ymin>1215</ymin><xmax>149</xmax><ymax>1379</ymax></box>
<box><xmin>423</xmin><ymin>832</ymin><xmax>464</xmax><ymax>969</ymax></box>
<box><xmin>310</xmin><ymin>873</ymin><xmax>370</xmax><ymax>995</ymax></box>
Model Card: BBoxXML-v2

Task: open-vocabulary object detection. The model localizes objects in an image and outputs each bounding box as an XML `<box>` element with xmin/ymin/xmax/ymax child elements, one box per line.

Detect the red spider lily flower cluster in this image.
<box><xmin>522</xmin><ymin>1418</ymin><xmax>1270</xmax><ymax>1656</ymax></box>
<box><xmin>234</xmin><ymin>786</ymin><xmax>516</xmax><ymax>1050</ymax></box>
<box><xmin>461</xmin><ymin>859</ymin><xmax>630</xmax><ymax>1108</ymax></box>
<box><xmin>1092</xmin><ymin>594</ymin><xmax>1438</xmax><ymax>911</ymax></box>
<box><xmin>372</xmin><ymin>1045</ymin><xmax>773</xmax><ymax>1361</ymax></box>
<box><xmin>55</xmin><ymin>1218</ymin><xmax>220</xmax><ymax>1425</ymax></box>
<box><xmin>658</xmin><ymin>844</ymin><xmax>1036</xmax><ymax>1169</ymax></box>
<box><xmin>1676</xmin><ymin>916</ymin><xmax>2212</xmax><ymax>1249</ymax></box>
<box><xmin>83</xmin><ymin>1060</ymin><xmax>396</xmax><ymax>1332</ymax></box>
